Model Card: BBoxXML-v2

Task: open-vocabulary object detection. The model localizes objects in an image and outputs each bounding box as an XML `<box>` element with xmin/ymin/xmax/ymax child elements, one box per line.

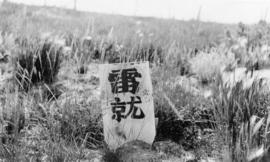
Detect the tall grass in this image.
<box><xmin>15</xmin><ymin>40</ymin><xmax>62</xmax><ymax>96</ymax></box>
<box><xmin>0</xmin><ymin>80</ymin><xmax>103</xmax><ymax>161</ymax></box>
<box><xmin>212</xmin><ymin>77</ymin><xmax>270</xmax><ymax>161</ymax></box>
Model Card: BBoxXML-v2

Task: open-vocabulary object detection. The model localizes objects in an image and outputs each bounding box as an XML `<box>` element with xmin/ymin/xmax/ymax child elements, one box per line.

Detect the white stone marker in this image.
<box><xmin>99</xmin><ymin>61</ymin><xmax>156</xmax><ymax>149</ymax></box>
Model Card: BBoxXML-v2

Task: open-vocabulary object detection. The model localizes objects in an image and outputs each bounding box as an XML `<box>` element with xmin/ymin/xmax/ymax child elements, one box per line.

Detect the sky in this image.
<box><xmin>4</xmin><ymin>0</ymin><xmax>270</xmax><ymax>24</ymax></box>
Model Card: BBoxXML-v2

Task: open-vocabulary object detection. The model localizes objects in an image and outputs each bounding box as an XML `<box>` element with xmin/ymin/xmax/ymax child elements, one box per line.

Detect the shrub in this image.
<box><xmin>154</xmin><ymin>82</ymin><xmax>214</xmax><ymax>151</ymax></box>
<box><xmin>189</xmin><ymin>51</ymin><xmax>234</xmax><ymax>85</ymax></box>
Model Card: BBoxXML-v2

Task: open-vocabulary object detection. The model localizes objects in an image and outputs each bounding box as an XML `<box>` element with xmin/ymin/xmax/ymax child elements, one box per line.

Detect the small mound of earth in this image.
<box><xmin>153</xmin><ymin>140</ymin><xmax>185</xmax><ymax>157</ymax></box>
<box><xmin>153</xmin><ymin>140</ymin><xmax>197</xmax><ymax>162</ymax></box>
<box><xmin>102</xmin><ymin>140</ymin><xmax>198</xmax><ymax>162</ymax></box>
<box><xmin>103</xmin><ymin>140</ymin><xmax>162</xmax><ymax>162</ymax></box>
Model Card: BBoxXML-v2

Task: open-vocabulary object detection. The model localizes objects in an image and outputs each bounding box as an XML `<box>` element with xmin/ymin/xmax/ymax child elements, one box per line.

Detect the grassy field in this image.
<box><xmin>0</xmin><ymin>2</ymin><xmax>270</xmax><ymax>162</ymax></box>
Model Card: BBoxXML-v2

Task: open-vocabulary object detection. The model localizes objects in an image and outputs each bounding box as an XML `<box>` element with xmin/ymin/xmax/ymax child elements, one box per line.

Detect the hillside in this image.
<box><xmin>0</xmin><ymin>2</ymin><xmax>233</xmax><ymax>49</ymax></box>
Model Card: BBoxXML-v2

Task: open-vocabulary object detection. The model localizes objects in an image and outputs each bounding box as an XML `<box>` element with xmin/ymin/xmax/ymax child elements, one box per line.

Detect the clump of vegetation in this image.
<box><xmin>154</xmin><ymin>81</ymin><xmax>214</xmax><ymax>153</ymax></box>
<box><xmin>15</xmin><ymin>41</ymin><xmax>62</xmax><ymax>92</ymax></box>
<box><xmin>190</xmin><ymin>51</ymin><xmax>234</xmax><ymax>85</ymax></box>
<box><xmin>212</xmin><ymin>79</ymin><xmax>270</xmax><ymax>161</ymax></box>
<box><xmin>59</xmin><ymin>99</ymin><xmax>103</xmax><ymax>149</ymax></box>
<box><xmin>132</xmin><ymin>43</ymin><xmax>163</xmax><ymax>63</ymax></box>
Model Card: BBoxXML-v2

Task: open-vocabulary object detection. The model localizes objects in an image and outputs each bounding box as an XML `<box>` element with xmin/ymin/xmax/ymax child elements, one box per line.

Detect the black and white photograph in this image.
<box><xmin>0</xmin><ymin>0</ymin><xmax>270</xmax><ymax>161</ymax></box>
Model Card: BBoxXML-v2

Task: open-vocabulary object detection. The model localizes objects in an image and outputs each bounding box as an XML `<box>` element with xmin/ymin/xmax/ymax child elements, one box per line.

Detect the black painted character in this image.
<box><xmin>108</xmin><ymin>68</ymin><xmax>141</xmax><ymax>94</ymax></box>
<box><xmin>111</xmin><ymin>96</ymin><xmax>145</xmax><ymax>122</ymax></box>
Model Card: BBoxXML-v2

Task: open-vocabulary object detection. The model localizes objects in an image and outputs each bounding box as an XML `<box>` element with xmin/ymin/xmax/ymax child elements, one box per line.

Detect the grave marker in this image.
<box><xmin>99</xmin><ymin>62</ymin><xmax>156</xmax><ymax>149</ymax></box>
